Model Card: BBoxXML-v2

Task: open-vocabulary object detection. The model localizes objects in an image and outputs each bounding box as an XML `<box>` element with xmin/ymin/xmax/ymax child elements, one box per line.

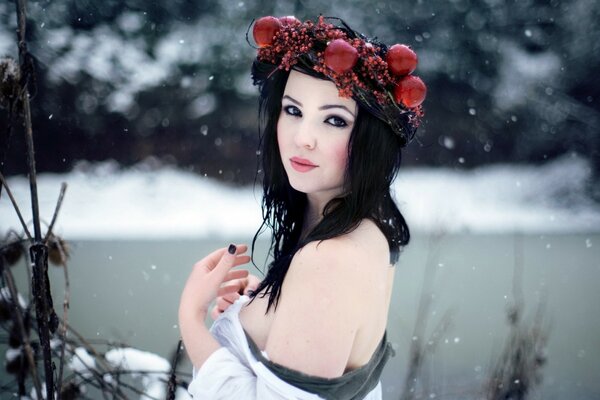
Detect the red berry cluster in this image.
<box><xmin>255</xmin><ymin>17</ymin><xmax>314</xmax><ymax>71</ymax></box>
<box><xmin>252</xmin><ymin>15</ymin><xmax>427</xmax><ymax>133</ymax></box>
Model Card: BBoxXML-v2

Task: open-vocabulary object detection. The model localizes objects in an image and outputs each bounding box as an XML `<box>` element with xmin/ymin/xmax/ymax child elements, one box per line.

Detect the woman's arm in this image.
<box><xmin>178</xmin><ymin>244</ymin><xmax>251</xmax><ymax>368</ymax></box>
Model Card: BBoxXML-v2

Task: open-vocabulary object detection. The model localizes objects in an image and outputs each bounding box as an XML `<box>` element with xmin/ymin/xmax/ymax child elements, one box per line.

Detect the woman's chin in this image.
<box><xmin>287</xmin><ymin>180</ymin><xmax>311</xmax><ymax>194</ymax></box>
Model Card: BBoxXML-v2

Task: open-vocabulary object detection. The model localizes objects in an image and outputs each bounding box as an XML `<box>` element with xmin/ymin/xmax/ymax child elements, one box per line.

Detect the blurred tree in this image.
<box><xmin>0</xmin><ymin>0</ymin><xmax>598</xmax><ymax>189</ymax></box>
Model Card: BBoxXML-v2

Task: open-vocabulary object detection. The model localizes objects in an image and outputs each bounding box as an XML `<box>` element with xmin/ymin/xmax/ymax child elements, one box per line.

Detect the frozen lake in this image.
<box><xmin>3</xmin><ymin>234</ymin><xmax>597</xmax><ymax>399</ymax></box>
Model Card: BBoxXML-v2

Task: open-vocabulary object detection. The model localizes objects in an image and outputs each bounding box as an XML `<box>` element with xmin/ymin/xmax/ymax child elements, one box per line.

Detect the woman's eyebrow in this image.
<box><xmin>282</xmin><ymin>95</ymin><xmax>302</xmax><ymax>106</ymax></box>
<box><xmin>282</xmin><ymin>95</ymin><xmax>356</xmax><ymax>118</ymax></box>
<box><xmin>318</xmin><ymin>104</ymin><xmax>356</xmax><ymax>118</ymax></box>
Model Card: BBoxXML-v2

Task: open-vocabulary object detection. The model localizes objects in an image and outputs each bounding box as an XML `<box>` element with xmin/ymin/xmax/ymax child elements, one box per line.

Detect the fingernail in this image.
<box><xmin>228</xmin><ymin>244</ymin><xmax>237</xmax><ymax>255</ymax></box>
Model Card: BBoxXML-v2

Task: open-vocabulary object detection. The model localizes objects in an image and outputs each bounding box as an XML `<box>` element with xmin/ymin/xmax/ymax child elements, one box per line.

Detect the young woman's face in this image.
<box><xmin>277</xmin><ymin>70</ymin><xmax>357</xmax><ymax>202</ymax></box>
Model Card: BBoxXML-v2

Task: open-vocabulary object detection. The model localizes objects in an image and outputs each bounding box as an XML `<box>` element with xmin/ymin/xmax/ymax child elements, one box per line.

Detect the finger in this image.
<box><xmin>218</xmin><ymin>275</ymin><xmax>249</xmax><ymax>296</ymax></box>
<box><xmin>210</xmin><ymin>244</ymin><xmax>245</xmax><ymax>281</ymax></box>
<box><xmin>212</xmin><ymin>255</ymin><xmax>249</xmax><ymax>277</ymax></box>
<box><xmin>217</xmin><ymin>283</ymin><xmax>242</xmax><ymax>297</ymax></box>
<box><xmin>194</xmin><ymin>245</ymin><xmax>250</xmax><ymax>273</ymax></box>
<box><xmin>224</xmin><ymin>269</ymin><xmax>249</xmax><ymax>282</ymax></box>
<box><xmin>230</xmin><ymin>255</ymin><xmax>251</xmax><ymax>268</ymax></box>
<box><xmin>222</xmin><ymin>292</ymin><xmax>239</xmax><ymax>303</ymax></box>
<box><xmin>232</xmin><ymin>244</ymin><xmax>249</xmax><ymax>255</ymax></box>
<box><xmin>219</xmin><ymin>279</ymin><xmax>246</xmax><ymax>295</ymax></box>
<box><xmin>196</xmin><ymin>247</ymin><xmax>228</xmax><ymax>271</ymax></box>
<box><xmin>216</xmin><ymin>295</ymin><xmax>237</xmax><ymax>312</ymax></box>
<box><xmin>216</xmin><ymin>297</ymin><xmax>229</xmax><ymax>312</ymax></box>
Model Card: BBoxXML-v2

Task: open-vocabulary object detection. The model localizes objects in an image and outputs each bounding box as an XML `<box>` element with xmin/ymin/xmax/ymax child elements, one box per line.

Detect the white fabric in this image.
<box><xmin>187</xmin><ymin>295</ymin><xmax>383</xmax><ymax>399</ymax></box>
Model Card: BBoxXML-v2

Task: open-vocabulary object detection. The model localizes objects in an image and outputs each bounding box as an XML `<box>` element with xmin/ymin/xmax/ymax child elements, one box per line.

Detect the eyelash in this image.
<box><xmin>283</xmin><ymin>105</ymin><xmax>349</xmax><ymax>128</ymax></box>
<box><xmin>326</xmin><ymin>116</ymin><xmax>348</xmax><ymax>128</ymax></box>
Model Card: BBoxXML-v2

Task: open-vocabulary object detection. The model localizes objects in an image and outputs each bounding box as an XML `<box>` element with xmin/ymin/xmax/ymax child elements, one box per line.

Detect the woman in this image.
<box><xmin>179</xmin><ymin>15</ymin><xmax>426</xmax><ymax>399</ymax></box>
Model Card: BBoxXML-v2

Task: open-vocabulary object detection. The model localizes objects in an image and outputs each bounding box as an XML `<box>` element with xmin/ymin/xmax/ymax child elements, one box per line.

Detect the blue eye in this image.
<box><xmin>283</xmin><ymin>105</ymin><xmax>302</xmax><ymax>117</ymax></box>
<box><xmin>326</xmin><ymin>116</ymin><xmax>348</xmax><ymax>128</ymax></box>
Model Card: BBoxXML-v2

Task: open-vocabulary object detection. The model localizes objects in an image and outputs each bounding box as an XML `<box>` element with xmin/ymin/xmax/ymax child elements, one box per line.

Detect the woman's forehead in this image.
<box><xmin>283</xmin><ymin>70</ymin><xmax>356</xmax><ymax>110</ymax></box>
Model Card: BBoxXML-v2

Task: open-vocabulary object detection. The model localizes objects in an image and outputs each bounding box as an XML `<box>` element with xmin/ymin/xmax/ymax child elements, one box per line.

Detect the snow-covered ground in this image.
<box><xmin>1</xmin><ymin>154</ymin><xmax>598</xmax><ymax>239</ymax></box>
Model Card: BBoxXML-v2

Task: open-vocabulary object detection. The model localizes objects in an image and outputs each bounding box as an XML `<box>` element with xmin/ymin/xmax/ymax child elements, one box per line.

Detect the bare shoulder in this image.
<box><xmin>287</xmin><ymin>219</ymin><xmax>390</xmax><ymax>294</ymax></box>
<box><xmin>345</xmin><ymin>218</ymin><xmax>391</xmax><ymax>266</ymax></box>
<box><xmin>263</xmin><ymin>220</ymin><xmax>391</xmax><ymax>378</ymax></box>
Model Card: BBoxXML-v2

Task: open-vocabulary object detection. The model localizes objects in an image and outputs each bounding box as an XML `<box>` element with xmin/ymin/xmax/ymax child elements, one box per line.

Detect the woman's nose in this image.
<box><xmin>294</xmin><ymin>121</ymin><xmax>316</xmax><ymax>149</ymax></box>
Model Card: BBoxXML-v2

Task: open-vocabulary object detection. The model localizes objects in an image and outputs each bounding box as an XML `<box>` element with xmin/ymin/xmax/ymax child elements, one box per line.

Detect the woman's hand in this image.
<box><xmin>178</xmin><ymin>244</ymin><xmax>251</xmax><ymax>368</ymax></box>
<box><xmin>179</xmin><ymin>244</ymin><xmax>251</xmax><ymax>318</ymax></box>
<box><xmin>210</xmin><ymin>273</ymin><xmax>262</xmax><ymax>320</ymax></box>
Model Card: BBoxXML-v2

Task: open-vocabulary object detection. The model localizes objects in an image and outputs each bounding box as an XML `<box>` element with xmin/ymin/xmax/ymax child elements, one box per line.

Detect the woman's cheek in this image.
<box><xmin>332</xmin><ymin>139</ymin><xmax>350</xmax><ymax>169</ymax></box>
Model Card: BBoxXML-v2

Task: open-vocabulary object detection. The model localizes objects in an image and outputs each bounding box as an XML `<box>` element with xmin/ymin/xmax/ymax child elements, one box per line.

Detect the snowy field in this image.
<box><xmin>1</xmin><ymin>154</ymin><xmax>599</xmax><ymax>238</ymax></box>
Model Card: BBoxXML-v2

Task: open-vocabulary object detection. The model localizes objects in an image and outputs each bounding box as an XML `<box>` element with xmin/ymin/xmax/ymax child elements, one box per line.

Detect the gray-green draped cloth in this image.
<box><xmin>244</xmin><ymin>329</ymin><xmax>395</xmax><ymax>400</ymax></box>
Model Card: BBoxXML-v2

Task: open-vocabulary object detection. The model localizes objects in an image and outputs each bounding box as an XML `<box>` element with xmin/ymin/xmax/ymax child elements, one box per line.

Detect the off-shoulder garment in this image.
<box><xmin>188</xmin><ymin>295</ymin><xmax>394</xmax><ymax>399</ymax></box>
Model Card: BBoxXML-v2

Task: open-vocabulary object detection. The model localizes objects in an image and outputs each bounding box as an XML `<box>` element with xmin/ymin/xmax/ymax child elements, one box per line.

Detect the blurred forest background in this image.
<box><xmin>1</xmin><ymin>0</ymin><xmax>599</xmax><ymax>192</ymax></box>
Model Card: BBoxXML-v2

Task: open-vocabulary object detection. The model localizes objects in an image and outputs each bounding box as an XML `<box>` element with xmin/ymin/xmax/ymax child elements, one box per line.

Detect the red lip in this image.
<box><xmin>290</xmin><ymin>157</ymin><xmax>317</xmax><ymax>172</ymax></box>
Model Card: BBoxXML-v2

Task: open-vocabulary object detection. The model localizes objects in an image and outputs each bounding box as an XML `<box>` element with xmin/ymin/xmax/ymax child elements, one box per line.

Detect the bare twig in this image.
<box><xmin>0</xmin><ymin>172</ymin><xmax>33</xmax><ymax>241</ymax></box>
<box><xmin>424</xmin><ymin>310</ymin><xmax>454</xmax><ymax>355</ymax></box>
<box><xmin>510</xmin><ymin>233</ymin><xmax>525</xmax><ymax>323</ymax></box>
<box><xmin>0</xmin><ymin>57</ymin><xmax>21</xmax><ymax>201</ymax></box>
<box><xmin>29</xmin><ymin>243</ymin><xmax>55</xmax><ymax>399</ymax></box>
<box><xmin>483</xmin><ymin>234</ymin><xmax>550</xmax><ymax>400</ymax></box>
<box><xmin>55</xmin><ymin>242</ymin><xmax>71</xmax><ymax>399</ymax></box>
<box><xmin>1</xmin><ymin>260</ymin><xmax>43</xmax><ymax>399</ymax></box>
<box><xmin>15</xmin><ymin>0</ymin><xmax>56</xmax><ymax>396</ymax></box>
<box><xmin>15</xmin><ymin>0</ymin><xmax>41</xmax><ymax>243</ymax></box>
<box><xmin>65</xmin><ymin>358</ymin><xmax>181</xmax><ymax>400</ymax></box>
<box><xmin>44</xmin><ymin>183</ymin><xmax>68</xmax><ymax>242</ymax></box>
<box><xmin>63</xmin><ymin>323</ymin><xmax>113</xmax><ymax>373</ymax></box>
<box><xmin>67</xmin><ymin>366</ymin><xmax>128</xmax><ymax>400</ymax></box>
<box><xmin>166</xmin><ymin>340</ymin><xmax>183</xmax><ymax>400</ymax></box>
<box><xmin>401</xmin><ymin>232</ymin><xmax>444</xmax><ymax>400</ymax></box>
<box><xmin>61</xmin><ymin>342</ymin><xmax>125</xmax><ymax>400</ymax></box>
<box><xmin>2</xmin><ymin>2</ymin><xmax>183</xmax><ymax>399</ymax></box>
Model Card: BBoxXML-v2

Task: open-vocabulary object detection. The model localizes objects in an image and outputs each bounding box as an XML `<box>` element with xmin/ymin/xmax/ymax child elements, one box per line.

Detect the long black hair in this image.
<box><xmin>248</xmin><ymin>62</ymin><xmax>410</xmax><ymax>313</ymax></box>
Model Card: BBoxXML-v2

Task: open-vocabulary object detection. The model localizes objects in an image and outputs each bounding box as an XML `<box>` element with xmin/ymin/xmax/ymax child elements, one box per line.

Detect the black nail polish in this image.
<box><xmin>228</xmin><ymin>244</ymin><xmax>237</xmax><ymax>255</ymax></box>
